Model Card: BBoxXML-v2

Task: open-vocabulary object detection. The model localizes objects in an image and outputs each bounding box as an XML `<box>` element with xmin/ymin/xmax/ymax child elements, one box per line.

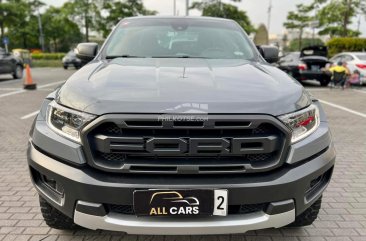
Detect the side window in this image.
<box><xmin>279</xmin><ymin>54</ymin><xmax>290</xmax><ymax>63</ymax></box>
<box><xmin>331</xmin><ymin>56</ymin><xmax>341</xmax><ymax>63</ymax></box>
<box><xmin>290</xmin><ymin>53</ymin><xmax>300</xmax><ymax>61</ymax></box>
<box><xmin>343</xmin><ymin>55</ymin><xmax>354</xmax><ymax>62</ymax></box>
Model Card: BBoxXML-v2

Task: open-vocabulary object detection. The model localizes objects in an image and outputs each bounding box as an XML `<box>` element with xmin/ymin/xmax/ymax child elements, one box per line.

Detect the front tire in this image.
<box><xmin>287</xmin><ymin>196</ymin><xmax>322</xmax><ymax>227</ymax></box>
<box><xmin>39</xmin><ymin>196</ymin><xmax>78</xmax><ymax>230</ymax></box>
<box><xmin>12</xmin><ymin>65</ymin><xmax>23</xmax><ymax>79</ymax></box>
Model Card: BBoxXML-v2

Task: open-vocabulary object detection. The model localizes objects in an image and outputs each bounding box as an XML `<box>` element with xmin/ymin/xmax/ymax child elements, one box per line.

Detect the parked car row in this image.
<box><xmin>277</xmin><ymin>46</ymin><xmax>331</xmax><ymax>86</ymax></box>
<box><xmin>277</xmin><ymin>46</ymin><xmax>366</xmax><ymax>86</ymax></box>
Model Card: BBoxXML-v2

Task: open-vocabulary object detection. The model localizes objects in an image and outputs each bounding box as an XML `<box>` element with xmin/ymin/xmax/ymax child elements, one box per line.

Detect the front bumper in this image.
<box><xmin>74</xmin><ymin>203</ymin><xmax>295</xmax><ymax>235</ymax></box>
<box><xmin>28</xmin><ymin>135</ymin><xmax>335</xmax><ymax>234</ymax></box>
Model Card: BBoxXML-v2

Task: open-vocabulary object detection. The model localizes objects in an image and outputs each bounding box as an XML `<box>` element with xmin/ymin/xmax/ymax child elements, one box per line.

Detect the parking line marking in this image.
<box><xmin>305</xmin><ymin>88</ymin><xmax>329</xmax><ymax>92</ymax></box>
<box><xmin>0</xmin><ymin>88</ymin><xmax>22</xmax><ymax>91</ymax></box>
<box><xmin>319</xmin><ymin>99</ymin><xmax>366</xmax><ymax>119</ymax></box>
<box><xmin>0</xmin><ymin>89</ymin><xmax>26</xmax><ymax>98</ymax></box>
<box><xmin>0</xmin><ymin>80</ymin><xmax>65</xmax><ymax>99</ymax></box>
<box><xmin>20</xmin><ymin>111</ymin><xmax>40</xmax><ymax>120</ymax></box>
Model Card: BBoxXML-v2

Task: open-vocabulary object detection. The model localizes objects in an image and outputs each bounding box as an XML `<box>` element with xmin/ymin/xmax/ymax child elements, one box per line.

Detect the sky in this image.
<box><xmin>46</xmin><ymin>0</ymin><xmax>366</xmax><ymax>37</ymax></box>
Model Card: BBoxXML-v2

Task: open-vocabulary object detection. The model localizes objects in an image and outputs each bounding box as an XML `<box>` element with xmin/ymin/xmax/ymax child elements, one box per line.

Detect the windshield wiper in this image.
<box><xmin>106</xmin><ymin>55</ymin><xmax>145</xmax><ymax>59</ymax></box>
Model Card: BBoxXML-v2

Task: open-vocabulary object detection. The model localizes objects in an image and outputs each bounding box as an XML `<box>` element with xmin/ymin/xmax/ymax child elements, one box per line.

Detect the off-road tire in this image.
<box><xmin>63</xmin><ymin>65</ymin><xmax>68</xmax><ymax>70</ymax></box>
<box><xmin>39</xmin><ymin>196</ymin><xmax>78</xmax><ymax>230</ymax></box>
<box><xmin>288</xmin><ymin>197</ymin><xmax>322</xmax><ymax>227</ymax></box>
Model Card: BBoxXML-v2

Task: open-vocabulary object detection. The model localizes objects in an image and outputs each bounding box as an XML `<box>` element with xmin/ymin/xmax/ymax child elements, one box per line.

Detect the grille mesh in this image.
<box><xmin>103</xmin><ymin>124</ymin><xmax>122</xmax><ymax>135</ymax></box>
<box><xmin>101</xmin><ymin>153</ymin><xmax>127</xmax><ymax>162</ymax></box>
<box><xmin>247</xmin><ymin>153</ymin><xmax>273</xmax><ymax>162</ymax></box>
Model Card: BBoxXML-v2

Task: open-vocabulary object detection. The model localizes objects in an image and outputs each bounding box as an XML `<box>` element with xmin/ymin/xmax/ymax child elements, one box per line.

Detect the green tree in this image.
<box><xmin>190</xmin><ymin>0</ymin><xmax>255</xmax><ymax>34</ymax></box>
<box><xmin>316</xmin><ymin>0</ymin><xmax>366</xmax><ymax>37</ymax></box>
<box><xmin>0</xmin><ymin>0</ymin><xmax>42</xmax><ymax>49</ymax></box>
<box><xmin>6</xmin><ymin>15</ymin><xmax>39</xmax><ymax>49</ymax></box>
<box><xmin>63</xmin><ymin>0</ymin><xmax>101</xmax><ymax>42</ymax></box>
<box><xmin>42</xmin><ymin>6</ymin><xmax>82</xmax><ymax>52</ymax></box>
<box><xmin>283</xmin><ymin>4</ymin><xmax>314</xmax><ymax>50</ymax></box>
<box><xmin>0</xmin><ymin>0</ymin><xmax>28</xmax><ymax>40</ymax></box>
<box><xmin>95</xmin><ymin>0</ymin><xmax>157</xmax><ymax>38</ymax></box>
<box><xmin>0</xmin><ymin>0</ymin><xmax>49</xmax><ymax>49</ymax></box>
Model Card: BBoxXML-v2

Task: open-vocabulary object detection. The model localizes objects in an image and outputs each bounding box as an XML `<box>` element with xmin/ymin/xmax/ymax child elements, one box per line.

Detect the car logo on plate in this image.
<box><xmin>149</xmin><ymin>191</ymin><xmax>200</xmax><ymax>216</ymax></box>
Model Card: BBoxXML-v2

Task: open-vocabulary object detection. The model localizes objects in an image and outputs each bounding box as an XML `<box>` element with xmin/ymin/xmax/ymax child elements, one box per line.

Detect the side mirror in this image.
<box><xmin>257</xmin><ymin>45</ymin><xmax>279</xmax><ymax>64</ymax></box>
<box><xmin>75</xmin><ymin>42</ymin><xmax>98</xmax><ymax>61</ymax></box>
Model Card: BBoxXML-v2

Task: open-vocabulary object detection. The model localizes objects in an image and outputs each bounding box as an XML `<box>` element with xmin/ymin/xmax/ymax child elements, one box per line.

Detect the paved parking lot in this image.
<box><xmin>0</xmin><ymin>68</ymin><xmax>365</xmax><ymax>241</ymax></box>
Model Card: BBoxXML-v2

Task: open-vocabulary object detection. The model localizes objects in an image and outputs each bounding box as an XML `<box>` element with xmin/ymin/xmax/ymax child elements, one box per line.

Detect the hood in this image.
<box><xmin>300</xmin><ymin>45</ymin><xmax>328</xmax><ymax>58</ymax></box>
<box><xmin>56</xmin><ymin>58</ymin><xmax>311</xmax><ymax>116</ymax></box>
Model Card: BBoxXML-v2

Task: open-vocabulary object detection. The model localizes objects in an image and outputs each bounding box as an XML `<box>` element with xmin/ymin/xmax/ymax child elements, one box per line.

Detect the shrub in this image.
<box><xmin>31</xmin><ymin>53</ymin><xmax>66</xmax><ymax>60</ymax></box>
<box><xmin>327</xmin><ymin>38</ymin><xmax>366</xmax><ymax>56</ymax></box>
<box><xmin>31</xmin><ymin>59</ymin><xmax>62</xmax><ymax>68</ymax></box>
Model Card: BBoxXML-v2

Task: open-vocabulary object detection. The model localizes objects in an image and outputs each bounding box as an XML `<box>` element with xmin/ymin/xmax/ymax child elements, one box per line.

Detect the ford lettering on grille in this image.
<box><xmin>94</xmin><ymin>136</ymin><xmax>278</xmax><ymax>155</ymax></box>
<box><xmin>82</xmin><ymin>115</ymin><xmax>290</xmax><ymax>174</ymax></box>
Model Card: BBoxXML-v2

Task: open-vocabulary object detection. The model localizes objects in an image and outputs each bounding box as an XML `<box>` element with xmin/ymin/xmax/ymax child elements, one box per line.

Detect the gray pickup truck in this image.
<box><xmin>27</xmin><ymin>16</ymin><xmax>335</xmax><ymax>235</ymax></box>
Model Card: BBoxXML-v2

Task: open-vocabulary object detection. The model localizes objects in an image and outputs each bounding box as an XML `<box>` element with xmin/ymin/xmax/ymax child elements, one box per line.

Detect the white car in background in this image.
<box><xmin>330</xmin><ymin>52</ymin><xmax>366</xmax><ymax>84</ymax></box>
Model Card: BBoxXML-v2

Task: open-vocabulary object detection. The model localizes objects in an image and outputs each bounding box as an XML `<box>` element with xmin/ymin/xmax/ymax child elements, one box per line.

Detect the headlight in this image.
<box><xmin>278</xmin><ymin>104</ymin><xmax>320</xmax><ymax>143</ymax></box>
<box><xmin>47</xmin><ymin>101</ymin><xmax>96</xmax><ymax>143</ymax></box>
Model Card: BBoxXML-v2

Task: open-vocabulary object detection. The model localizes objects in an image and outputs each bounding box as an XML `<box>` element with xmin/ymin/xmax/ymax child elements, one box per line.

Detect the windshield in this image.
<box><xmin>104</xmin><ymin>18</ymin><xmax>256</xmax><ymax>60</ymax></box>
<box><xmin>356</xmin><ymin>54</ymin><xmax>366</xmax><ymax>61</ymax></box>
<box><xmin>67</xmin><ymin>51</ymin><xmax>76</xmax><ymax>57</ymax></box>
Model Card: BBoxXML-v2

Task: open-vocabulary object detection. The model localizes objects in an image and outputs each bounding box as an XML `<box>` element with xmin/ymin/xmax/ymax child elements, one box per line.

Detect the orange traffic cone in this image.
<box><xmin>24</xmin><ymin>64</ymin><xmax>37</xmax><ymax>90</ymax></box>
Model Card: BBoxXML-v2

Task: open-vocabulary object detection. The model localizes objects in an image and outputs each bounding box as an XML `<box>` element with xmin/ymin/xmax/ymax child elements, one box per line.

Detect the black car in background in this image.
<box><xmin>277</xmin><ymin>46</ymin><xmax>331</xmax><ymax>86</ymax></box>
<box><xmin>0</xmin><ymin>47</ymin><xmax>24</xmax><ymax>79</ymax></box>
<box><xmin>62</xmin><ymin>50</ymin><xmax>84</xmax><ymax>69</ymax></box>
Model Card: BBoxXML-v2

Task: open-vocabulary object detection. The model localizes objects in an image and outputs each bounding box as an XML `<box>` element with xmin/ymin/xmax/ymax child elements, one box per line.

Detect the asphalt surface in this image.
<box><xmin>0</xmin><ymin>68</ymin><xmax>366</xmax><ymax>241</ymax></box>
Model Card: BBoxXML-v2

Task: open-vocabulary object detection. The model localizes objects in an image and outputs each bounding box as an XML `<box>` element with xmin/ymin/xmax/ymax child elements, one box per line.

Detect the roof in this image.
<box><xmin>123</xmin><ymin>16</ymin><xmax>234</xmax><ymax>22</ymax></box>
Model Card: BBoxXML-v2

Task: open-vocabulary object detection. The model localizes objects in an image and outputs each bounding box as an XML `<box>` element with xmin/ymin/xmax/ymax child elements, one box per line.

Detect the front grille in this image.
<box><xmin>82</xmin><ymin>114</ymin><xmax>290</xmax><ymax>174</ymax></box>
<box><xmin>108</xmin><ymin>203</ymin><xmax>268</xmax><ymax>216</ymax></box>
